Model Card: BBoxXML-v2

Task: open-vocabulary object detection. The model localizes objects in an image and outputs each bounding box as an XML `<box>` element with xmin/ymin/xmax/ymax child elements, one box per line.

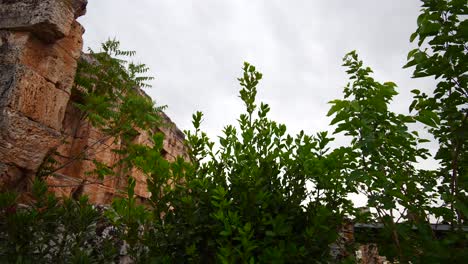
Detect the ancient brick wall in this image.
<box><xmin>0</xmin><ymin>0</ymin><xmax>188</xmax><ymax>204</ymax></box>
<box><xmin>0</xmin><ymin>0</ymin><xmax>87</xmax><ymax>190</ymax></box>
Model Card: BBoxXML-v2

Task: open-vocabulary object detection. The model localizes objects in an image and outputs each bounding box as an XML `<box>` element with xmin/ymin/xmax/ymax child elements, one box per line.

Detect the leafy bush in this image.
<box><xmin>117</xmin><ymin>62</ymin><xmax>353</xmax><ymax>263</ymax></box>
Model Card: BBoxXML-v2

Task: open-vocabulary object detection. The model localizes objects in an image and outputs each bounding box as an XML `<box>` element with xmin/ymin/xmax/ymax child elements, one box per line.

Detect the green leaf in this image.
<box><xmin>326</xmin><ymin>100</ymin><xmax>345</xmax><ymax>116</ymax></box>
<box><xmin>409</xmin><ymin>32</ymin><xmax>418</xmax><ymax>42</ymax></box>
<box><xmin>410</xmin><ymin>89</ymin><xmax>420</xmax><ymax>95</ymax></box>
<box><xmin>415</xmin><ymin>110</ymin><xmax>440</xmax><ymax>128</ymax></box>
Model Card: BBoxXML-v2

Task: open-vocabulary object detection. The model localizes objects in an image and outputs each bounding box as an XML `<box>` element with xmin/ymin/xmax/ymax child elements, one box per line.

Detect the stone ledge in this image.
<box><xmin>0</xmin><ymin>22</ymin><xmax>83</xmax><ymax>93</ymax></box>
<box><xmin>0</xmin><ymin>107</ymin><xmax>62</xmax><ymax>170</ymax></box>
<box><xmin>0</xmin><ymin>0</ymin><xmax>86</xmax><ymax>43</ymax></box>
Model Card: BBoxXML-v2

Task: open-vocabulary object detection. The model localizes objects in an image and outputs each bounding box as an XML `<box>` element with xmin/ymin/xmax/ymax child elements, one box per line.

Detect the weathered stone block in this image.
<box><xmin>70</xmin><ymin>0</ymin><xmax>88</xmax><ymax>18</ymax></box>
<box><xmin>0</xmin><ymin>23</ymin><xmax>83</xmax><ymax>93</ymax></box>
<box><xmin>0</xmin><ymin>0</ymin><xmax>86</xmax><ymax>42</ymax></box>
<box><xmin>0</xmin><ymin>107</ymin><xmax>62</xmax><ymax>170</ymax></box>
<box><xmin>0</xmin><ymin>65</ymin><xmax>70</xmax><ymax>130</ymax></box>
<box><xmin>55</xmin><ymin>21</ymin><xmax>85</xmax><ymax>60</ymax></box>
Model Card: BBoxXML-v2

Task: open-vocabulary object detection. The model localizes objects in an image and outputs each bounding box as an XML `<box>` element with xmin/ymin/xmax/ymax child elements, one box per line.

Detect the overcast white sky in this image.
<box><xmin>78</xmin><ymin>0</ymin><xmax>438</xmax><ymax>170</ymax></box>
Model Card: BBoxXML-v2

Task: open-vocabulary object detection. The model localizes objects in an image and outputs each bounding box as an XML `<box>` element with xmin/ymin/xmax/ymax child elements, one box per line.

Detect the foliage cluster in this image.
<box><xmin>1</xmin><ymin>0</ymin><xmax>466</xmax><ymax>263</ymax></box>
<box><xmin>0</xmin><ymin>180</ymin><xmax>118</xmax><ymax>263</ymax></box>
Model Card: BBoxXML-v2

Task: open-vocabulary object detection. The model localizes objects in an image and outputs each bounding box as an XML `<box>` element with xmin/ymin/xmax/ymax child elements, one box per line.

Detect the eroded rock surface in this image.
<box><xmin>0</xmin><ymin>0</ymin><xmax>188</xmax><ymax>204</ymax></box>
<box><xmin>0</xmin><ymin>0</ymin><xmax>86</xmax><ymax>191</ymax></box>
<box><xmin>0</xmin><ymin>0</ymin><xmax>87</xmax><ymax>42</ymax></box>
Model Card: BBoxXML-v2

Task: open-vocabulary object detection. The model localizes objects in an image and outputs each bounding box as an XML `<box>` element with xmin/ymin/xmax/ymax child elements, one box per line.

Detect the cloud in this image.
<box><xmin>78</xmin><ymin>0</ymin><xmax>439</xmax><ymax>168</ymax></box>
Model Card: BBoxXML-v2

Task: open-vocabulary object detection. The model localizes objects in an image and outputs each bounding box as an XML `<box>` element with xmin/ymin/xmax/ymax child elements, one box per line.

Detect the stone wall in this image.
<box><xmin>0</xmin><ymin>0</ymin><xmax>188</xmax><ymax>204</ymax></box>
<box><xmin>46</xmin><ymin>102</ymin><xmax>188</xmax><ymax>204</ymax></box>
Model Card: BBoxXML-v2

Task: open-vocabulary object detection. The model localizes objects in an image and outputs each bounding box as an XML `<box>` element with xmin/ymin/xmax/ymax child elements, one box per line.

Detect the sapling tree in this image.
<box><xmin>405</xmin><ymin>0</ymin><xmax>467</xmax><ymax>227</ymax></box>
<box><xmin>39</xmin><ymin>39</ymin><xmax>165</xmax><ymax>184</ymax></box>
<box><xmin>328</xmin><ymin>51</ymin><xmax>441</xmax><ymax>261</ymax></box>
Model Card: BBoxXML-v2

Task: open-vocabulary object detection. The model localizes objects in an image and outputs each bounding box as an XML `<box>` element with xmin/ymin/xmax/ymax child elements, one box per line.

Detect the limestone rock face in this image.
<box><xmin>1</xmin><ymin>65</ymin><xmax>70</xmax><ymax>130</ymax></box>
<box><xmin>0</xmin><ymin>107</ymin><xmax>62</xmax><ymax>170</ymax></box>
<box><xmin>0</xmin><ymin>0</ymin><xmax>87</xmax><ymax>42</ymax></box>
<box><xmin>71</xmin><ymin>0</ymin><xmax>88</xmax><ymax>18</ymax></box>
<box><xmin>0</xmin><ymin>0</ymin><xmax>85</xmax><ymax>191</ymax></box>
<box><xmin>0</xmin><ymin>0</ymin><xmax>189</xmax><ymax>204</ymax></box>
<box><xmin>0</xmin><ymin>22</ymin><xmax>84</xmax><ymax>92</ymax></box>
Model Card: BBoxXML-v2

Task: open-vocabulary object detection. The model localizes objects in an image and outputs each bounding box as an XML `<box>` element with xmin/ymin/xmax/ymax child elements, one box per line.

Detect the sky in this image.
<box><xmin>78</xmin><ymin>0</ymin><xmax>439</xmax><ymax>171</ymax></box>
